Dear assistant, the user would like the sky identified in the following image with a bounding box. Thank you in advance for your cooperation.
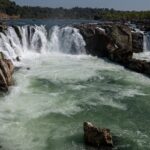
[11,0,150,11]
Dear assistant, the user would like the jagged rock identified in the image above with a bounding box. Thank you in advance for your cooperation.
[75,24,150,76]
[126,59,150,75]
[75,24,113,57]
[75,24,133,64]
[0,52,14,92]
[83,122,113,149]
[132,32,143,53]
[0,22,7,32]
[108,48,133,64]
[0,68,8,91]
[26,67,30,70]
[16,56,21,62]
[103,24,132,51]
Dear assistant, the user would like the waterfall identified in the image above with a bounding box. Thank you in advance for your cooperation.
[0,25,86,62]
[143,32,150,52]
[133,31,150,61]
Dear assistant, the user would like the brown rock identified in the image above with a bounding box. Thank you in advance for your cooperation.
[75,24,150,76]
[0,53,14,92]
[75,24,133,64]
[75,24,114,57]
[104,24,132,51]
[0,69,8,91]
[126,59,150,75]
[83,122,113,148]
[132,32,143,53]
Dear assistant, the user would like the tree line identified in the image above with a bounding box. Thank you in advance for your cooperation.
[0,0,150,21]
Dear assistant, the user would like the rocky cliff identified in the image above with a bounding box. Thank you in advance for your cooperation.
[0,52,14,92]
[75,24,150,77]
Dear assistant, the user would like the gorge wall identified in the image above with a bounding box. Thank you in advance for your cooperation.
[75,24,150,77]
[0,23,149,92]
[0,52,14,92]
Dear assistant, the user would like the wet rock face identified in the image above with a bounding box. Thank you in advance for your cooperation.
[0,53,14,92]
[126,59,150,74]
[75,24,133,64]
[103,24,132,51]
[83,122,113,149]
[132,32,143,53]
[75,24,113,57]
[75,24,150,77]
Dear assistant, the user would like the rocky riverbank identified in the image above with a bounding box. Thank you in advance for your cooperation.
[0,52,14,92]
[75,23,150,77]
[0,22,150,92]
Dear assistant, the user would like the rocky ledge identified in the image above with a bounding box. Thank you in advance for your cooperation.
[75,24,150,77]
[84,122,113,149]
[0,52,14,92]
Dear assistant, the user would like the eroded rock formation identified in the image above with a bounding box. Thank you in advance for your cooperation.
[132,32,143,53]
[83,122,113,149]
[75,24,150,77]
[0,52,14,92]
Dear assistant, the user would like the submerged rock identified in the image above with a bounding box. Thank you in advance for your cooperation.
[103,24,132,51]
[126,59,150,75]
[26,67,30,70]
[16,56,21,62]
[83,122,113,149]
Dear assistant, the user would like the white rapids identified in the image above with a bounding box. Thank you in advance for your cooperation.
[0,25,86,63]
[0,25,150,150]
[133,31,150,61]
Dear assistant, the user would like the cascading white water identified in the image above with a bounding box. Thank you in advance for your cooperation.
[0,25,86,62]
[143,32,150,51]
[0,23,150,150]
[133,30,150,61]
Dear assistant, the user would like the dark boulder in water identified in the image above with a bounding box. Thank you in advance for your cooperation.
[102,24,132,51]
[126,59,150,75]
[83,122,113,149]
[26,67,30,70]
[75,24,150,77]
[75,24,133,64]
[16,56,21,62]
[132,32,143,53]
[74,24,113,57]
[0,52,14,92]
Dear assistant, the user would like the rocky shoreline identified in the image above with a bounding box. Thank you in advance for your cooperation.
[0,23,150,91]
[0,52,14,92]
[0,22,150,149]
[75,23,150,77]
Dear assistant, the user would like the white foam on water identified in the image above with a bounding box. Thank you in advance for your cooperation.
[133,51,150,62]
[0,25,86,62]
[0,25,150,150]
[133,31,150,61]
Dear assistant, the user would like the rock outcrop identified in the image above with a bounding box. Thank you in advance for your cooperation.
[103,24,132,51]
[126,59,150,75]
[75,24,133,64]
[132,32,143,53]
[75,24,150,77]
[134,20,150,32]
[75,24,112,57]
[83,122,113,149]
[0,52,14,92]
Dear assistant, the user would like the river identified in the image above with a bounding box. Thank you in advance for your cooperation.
[0,19,150,150]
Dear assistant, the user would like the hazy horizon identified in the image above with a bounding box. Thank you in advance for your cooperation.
[11,0,150,11]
